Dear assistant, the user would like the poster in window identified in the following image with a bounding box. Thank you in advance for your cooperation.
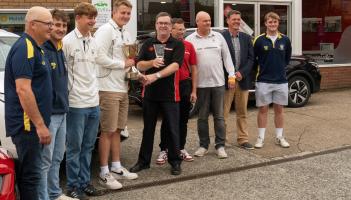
[324,16,342,32]
[302,18,322,32]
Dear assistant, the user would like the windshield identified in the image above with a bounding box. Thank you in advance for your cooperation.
[0,37,18,72]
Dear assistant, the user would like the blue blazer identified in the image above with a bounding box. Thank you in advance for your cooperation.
[222,30,254,90]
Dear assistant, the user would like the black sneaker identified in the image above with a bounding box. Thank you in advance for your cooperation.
[67,187,89,200]
[240,142,254,150]
[82,184,105,196]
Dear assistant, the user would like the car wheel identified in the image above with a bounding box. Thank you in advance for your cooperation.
[288,75,311,107]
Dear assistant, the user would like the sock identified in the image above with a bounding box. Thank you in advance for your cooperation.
[276,128,283,138]
[100,165,109,177]
[258,128,266,140]
[111,161,122,171]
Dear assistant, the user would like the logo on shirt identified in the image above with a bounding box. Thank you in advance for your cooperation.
[279,45,285,50]
[148,46,154,52]
[42,60,46,65]
[51,62,57,69]
[264,46,269,51]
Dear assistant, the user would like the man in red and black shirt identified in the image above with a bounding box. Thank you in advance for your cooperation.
[157,18,198,165]
[130,12,184,175]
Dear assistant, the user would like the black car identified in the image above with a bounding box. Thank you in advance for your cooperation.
[129,28,321,109]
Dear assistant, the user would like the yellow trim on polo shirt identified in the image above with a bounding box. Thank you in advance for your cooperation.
[57,41,63,50]
[25,38,34,59]
[253,33,265,45]
[23,112,31,131]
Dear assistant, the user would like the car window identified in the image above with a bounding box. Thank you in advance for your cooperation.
[0,37,17,72]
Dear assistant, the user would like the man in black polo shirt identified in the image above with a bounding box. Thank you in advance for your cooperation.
[130,12,184,175]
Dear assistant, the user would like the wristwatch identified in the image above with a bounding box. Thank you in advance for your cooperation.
[156,72,162,79]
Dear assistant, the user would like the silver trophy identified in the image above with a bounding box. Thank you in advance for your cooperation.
[122,43,140,80]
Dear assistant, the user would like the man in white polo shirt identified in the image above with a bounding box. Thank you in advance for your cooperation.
[186,11,236,159]
[62,2,103,199]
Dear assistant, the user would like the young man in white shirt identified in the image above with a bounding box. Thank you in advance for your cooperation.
[63,3,103,199]
[94,0,138,190]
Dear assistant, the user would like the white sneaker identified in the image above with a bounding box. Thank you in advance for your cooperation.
[111,167,138,180]
[216,147,228,159]
[56,194,79,200]
[194,147,208,157]
[276,137,290,148]
[254,137,264,148]
[156,150,168,165]
[98,172,122,190]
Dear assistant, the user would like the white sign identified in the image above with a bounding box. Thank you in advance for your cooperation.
[92,0,111,28]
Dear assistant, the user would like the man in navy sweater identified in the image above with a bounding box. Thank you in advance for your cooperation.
[253,12,292,149]
[39,9,74,200]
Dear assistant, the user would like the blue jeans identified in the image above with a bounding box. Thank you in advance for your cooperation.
[65,106,100,190]
[39,114,66,200]
[197,86,225,149]
[12,131,43,200]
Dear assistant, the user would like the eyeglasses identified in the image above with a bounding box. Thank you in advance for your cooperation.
[32,20,54,28]
[157,22,171,26]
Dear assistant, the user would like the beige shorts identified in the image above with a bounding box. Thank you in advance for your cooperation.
[99,91,129,132]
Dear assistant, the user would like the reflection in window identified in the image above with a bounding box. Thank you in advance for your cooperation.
[302,0,351,64]
[137,0,215,35]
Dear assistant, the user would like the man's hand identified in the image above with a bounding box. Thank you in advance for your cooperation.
[36,125,51,145]
[144,74,158,86]
[228,76,236,89]
[125,59,135,68]
[138,73,148,85]
[235,71,242,81]
[190,92,197,103]
[152,58,164,68]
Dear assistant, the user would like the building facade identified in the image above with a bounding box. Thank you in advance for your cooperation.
[1,0,351,89]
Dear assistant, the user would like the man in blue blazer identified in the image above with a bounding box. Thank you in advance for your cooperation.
[222,10,255,149]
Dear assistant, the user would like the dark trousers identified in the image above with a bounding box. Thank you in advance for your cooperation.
[138,99,182,166]
[12,131,43,200]
[160,79,192,150]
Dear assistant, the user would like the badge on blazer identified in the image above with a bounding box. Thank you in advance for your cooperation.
[264,46,269,51]
[280,44,285,50]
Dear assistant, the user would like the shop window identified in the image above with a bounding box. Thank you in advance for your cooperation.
[137,0,216,35]
[302,0,351,64]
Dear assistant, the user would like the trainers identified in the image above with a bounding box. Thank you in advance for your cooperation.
[275,137,290,148]
[194,147,208,157]
[66,188,89,200]
[254,137,264,148]
[180,149,194,162]
[240,142,254,150]
[111,167,138,180]
[82,184,104,196]
[216,147,228,159]
[56,194,79,200]
[156,150,168,165]
[98,172,122,190]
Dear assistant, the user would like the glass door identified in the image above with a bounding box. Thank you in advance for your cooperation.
[222,1,291,38]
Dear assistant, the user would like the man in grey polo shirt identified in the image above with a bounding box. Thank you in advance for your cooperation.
[186,11,235,159]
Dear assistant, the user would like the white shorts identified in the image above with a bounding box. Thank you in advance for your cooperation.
[255,82,288,107]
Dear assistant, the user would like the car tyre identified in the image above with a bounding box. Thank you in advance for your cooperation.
[288,75,311,107]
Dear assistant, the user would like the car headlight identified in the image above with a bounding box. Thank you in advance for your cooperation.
[310,61,320,72]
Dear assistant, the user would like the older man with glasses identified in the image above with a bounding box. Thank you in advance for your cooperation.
[4,6,53,200]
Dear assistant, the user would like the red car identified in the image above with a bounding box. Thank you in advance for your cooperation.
[0,147,16,200]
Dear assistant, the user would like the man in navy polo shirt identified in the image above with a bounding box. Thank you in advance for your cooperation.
[130,12,184,175]
[4,6,53,200]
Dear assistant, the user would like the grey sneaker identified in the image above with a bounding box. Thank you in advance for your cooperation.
[275,137,290,148]
[216,147,228,159]
[194,147,208,157]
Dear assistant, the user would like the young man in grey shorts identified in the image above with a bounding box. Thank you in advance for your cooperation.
[253,12,292,148]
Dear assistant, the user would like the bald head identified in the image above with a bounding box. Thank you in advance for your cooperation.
[196,11,210,23]
[195,11,211,35]
[25,6,52,24]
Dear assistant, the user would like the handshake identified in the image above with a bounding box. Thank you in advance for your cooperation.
[137,72,160,86]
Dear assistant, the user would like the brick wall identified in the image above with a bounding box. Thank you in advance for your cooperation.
[0,0,90,9]
[320,66,351,89]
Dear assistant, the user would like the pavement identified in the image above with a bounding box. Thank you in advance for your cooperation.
[83,88,351,199]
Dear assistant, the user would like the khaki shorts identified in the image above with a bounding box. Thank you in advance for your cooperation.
[99,91,129,132]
